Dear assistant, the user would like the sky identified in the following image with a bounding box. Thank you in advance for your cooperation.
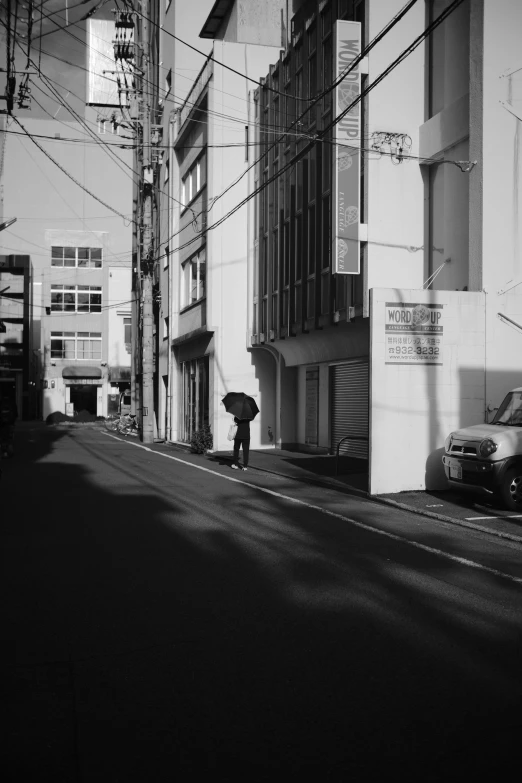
[2,0,116,120]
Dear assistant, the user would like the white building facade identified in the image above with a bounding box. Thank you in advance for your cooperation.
[250,0,522,493]
[1,115,133,420]
[153,0,286,447]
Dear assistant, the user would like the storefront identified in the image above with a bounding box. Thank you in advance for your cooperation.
[329,359,369,458]
[108,366,131,415]
[180,355,209,442]
[62,366,103,416]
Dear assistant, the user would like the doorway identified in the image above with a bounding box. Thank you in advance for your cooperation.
[180,356,209,442]
[69,384,98,415]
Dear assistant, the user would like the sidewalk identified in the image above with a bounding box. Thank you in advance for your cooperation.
[41,421,522,544]
[206,446,369,495]
[168,440,522,543]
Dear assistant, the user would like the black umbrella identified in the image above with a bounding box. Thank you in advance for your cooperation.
[222,392,259,421]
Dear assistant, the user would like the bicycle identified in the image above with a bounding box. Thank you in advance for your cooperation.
[104,412,139,436]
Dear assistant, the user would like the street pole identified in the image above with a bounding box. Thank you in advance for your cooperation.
[139,0,154,443]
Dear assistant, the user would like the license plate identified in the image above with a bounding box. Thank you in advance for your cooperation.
[450,465,462,480]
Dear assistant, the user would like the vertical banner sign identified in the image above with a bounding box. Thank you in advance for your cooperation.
[385,303,444,365]
[333,21,361,275]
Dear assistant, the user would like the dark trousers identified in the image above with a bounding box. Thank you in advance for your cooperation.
[0,424,14,456]
[233,437,250,467]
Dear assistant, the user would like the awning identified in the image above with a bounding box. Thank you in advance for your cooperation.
[62,366,102,378]
[254,320,370,367]
[108,366,131,381]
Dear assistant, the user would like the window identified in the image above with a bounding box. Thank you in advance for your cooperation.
[98,119,106,134]
[51,246,102,268]
[164,244,170,270]
[164,158,169,184]
[51,285,102,313]
[50,332,102,360]
[163,316,169,340]
[50,331,75,359]
[165,69,172,97]
[181,249,206,308]
[181,155,204,209]
[124,317,131,352]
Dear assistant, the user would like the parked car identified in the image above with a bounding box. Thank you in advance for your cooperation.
[442,387,522,510]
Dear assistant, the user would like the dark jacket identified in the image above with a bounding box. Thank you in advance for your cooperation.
[0,397,17,425]
[234,417,251,440]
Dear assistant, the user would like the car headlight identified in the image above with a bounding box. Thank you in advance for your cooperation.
[479,438,498,457]
[444,433,454,452]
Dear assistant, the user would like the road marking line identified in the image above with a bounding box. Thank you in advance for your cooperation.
[103,433,522,586]
[466,514,522,521]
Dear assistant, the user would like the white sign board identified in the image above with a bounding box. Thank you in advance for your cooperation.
[385,302,443,365]
[87,20,125,108]
[333,20,361,275]
[370,289,486,495]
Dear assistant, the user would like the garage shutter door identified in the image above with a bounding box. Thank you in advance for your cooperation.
[330,359,369,459]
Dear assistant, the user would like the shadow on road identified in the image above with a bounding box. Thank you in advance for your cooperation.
[2,423,521,781]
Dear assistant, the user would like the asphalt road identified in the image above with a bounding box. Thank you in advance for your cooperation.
[2,424,522,781]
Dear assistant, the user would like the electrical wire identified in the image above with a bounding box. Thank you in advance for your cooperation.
[6,130,133,267]
[11,115,136,224]
[36,72,139,184]
[5,10,373,144]
[174,0,423,225]
[0,125,374,149]
[35,0,111,39]
[0,297,138,318]
[156,0,469,261]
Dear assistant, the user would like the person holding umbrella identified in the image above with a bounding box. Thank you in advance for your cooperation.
[231,416,250,471]
[222,392,260,472]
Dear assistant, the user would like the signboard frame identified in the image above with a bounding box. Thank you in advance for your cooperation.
[384,302,444,366]
[332,20,362,275]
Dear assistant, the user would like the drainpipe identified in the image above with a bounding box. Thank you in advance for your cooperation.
[165,111,177,441]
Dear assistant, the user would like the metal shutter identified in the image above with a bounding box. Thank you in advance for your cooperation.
[330,359,369,459]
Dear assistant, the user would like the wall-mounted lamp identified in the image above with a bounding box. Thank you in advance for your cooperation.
[100,361,107,366]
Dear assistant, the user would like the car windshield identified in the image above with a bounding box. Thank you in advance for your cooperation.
[492,391,522,426]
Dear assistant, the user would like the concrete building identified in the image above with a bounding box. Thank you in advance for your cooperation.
[1,113,133,420]
[252,0,522,494]
[150,0,286,446]
[0,10,133,420]
[0,254,32,418]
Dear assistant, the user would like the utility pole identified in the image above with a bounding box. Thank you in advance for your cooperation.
[138,0,154,443]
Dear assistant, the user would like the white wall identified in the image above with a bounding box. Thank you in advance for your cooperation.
[2,118,132,283]
[207,40,284,451]
[481,0,522,409]
[370,288,485,495]
[107,266,132,367]
[366,0,426,296]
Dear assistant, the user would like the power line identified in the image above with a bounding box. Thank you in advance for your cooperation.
[157,0,469,262]
[36,70,140,185]
[155,0,423,249]
[6,10,351,140]
[179,0,423,226]
[11,115,136,224]
[7,130,133,267]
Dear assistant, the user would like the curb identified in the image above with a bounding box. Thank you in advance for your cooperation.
[120,435,522,545]
[204,452,370,499]
[372,495,522,545]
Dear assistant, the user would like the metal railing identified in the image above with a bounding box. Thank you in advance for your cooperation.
[334,435,369,476]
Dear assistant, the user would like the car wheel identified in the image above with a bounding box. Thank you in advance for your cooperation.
[500,467,522,511]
